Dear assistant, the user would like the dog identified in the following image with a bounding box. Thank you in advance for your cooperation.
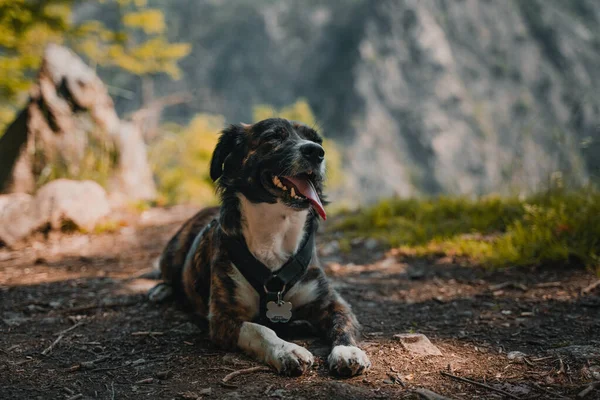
[149,118,371,377]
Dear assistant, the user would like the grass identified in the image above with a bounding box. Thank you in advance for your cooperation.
[331,188,600,273]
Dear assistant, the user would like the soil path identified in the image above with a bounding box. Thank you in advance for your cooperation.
[1,207,599,399]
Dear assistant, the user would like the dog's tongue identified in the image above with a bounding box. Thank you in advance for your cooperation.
[284,176,326,220]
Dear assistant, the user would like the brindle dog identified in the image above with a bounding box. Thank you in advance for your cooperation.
[149,118,371,377]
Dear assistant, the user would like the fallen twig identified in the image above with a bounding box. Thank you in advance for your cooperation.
[131,331,164,337]
[558,357,565,374]
[439,371,520,400]
[41,334,64,356]
[54,320,85,336]
[222,366,271,384]
[59,300,140,314]
[414,388,455,400]
[135,378,154,384]
[66,395,83,400]
[577,381,600,398]
[582,280,600,295]
[532,383,570,399]
[535,281,562,288]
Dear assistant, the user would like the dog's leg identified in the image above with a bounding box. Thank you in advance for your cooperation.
[238,322,314,376]
[148,282,173,303]
[209,271,314,376]
[306,293,371,377]
[209,312,313,376]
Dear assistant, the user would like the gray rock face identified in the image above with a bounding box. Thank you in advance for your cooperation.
[82,0,600,203]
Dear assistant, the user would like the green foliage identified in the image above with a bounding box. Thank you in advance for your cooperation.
[73,0,191,79]
[32,127,119,190]
[0,0,74,129]
[0,0,190,133]
[253,99,344,189]
[333,189,600,272]
[149,114,222,206]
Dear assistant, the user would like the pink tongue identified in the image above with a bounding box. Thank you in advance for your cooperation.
[283,176,326,220]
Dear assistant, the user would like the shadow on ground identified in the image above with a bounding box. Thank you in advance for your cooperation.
[1,209,599,399]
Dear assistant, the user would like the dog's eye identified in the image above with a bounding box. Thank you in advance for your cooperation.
[263,130,287,142]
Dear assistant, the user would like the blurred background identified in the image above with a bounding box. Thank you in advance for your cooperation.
[2,0,599,208]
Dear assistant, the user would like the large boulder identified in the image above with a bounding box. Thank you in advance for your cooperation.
[34,179,111,232]
[0,179,112,247]
[0,193,43,247]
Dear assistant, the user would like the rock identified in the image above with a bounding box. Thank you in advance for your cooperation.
[323,382,377,399]
[319,240,340,257]
[394,333,443,357]
[35,179,111,232]
[407,264,426,280]
[2,312,30,327]
[0,193,44,247]
[550,345,600,363]
[507,351,527,363]
[364,238,378,250]
[414,388,454,400]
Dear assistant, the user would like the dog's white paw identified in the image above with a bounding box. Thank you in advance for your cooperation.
[328,345,371,377]
[148,283,173,303]
[267,342,314,376]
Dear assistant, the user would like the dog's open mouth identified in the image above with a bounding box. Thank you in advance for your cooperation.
[271,173,326,220]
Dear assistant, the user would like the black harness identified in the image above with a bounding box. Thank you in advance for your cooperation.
[220,219,316,324]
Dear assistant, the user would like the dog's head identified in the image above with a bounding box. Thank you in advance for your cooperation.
[210,118,327,220]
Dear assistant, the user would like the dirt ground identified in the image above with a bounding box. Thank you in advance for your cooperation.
[1,206,599,400]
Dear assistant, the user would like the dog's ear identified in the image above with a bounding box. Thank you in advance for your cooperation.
[210,124,248,182]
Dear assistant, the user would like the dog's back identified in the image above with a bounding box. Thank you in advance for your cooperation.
[159,206,219,303]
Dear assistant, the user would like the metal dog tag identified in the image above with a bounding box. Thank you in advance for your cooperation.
[266,300,292,323]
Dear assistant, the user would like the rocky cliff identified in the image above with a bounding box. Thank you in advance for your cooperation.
[83,0,600,202]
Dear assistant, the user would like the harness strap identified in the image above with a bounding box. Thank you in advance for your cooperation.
[220,218,316,323]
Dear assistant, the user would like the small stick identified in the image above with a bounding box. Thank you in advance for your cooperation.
[66,395,83,400]
[439,371,520,400]
[60,300,139,314]
[532,383,570,399]
[414,388,455,400]
[582,280,600,294]
[222,366,271,383]
[577,382,600,398]
[41,334,64,355]
[131,331,164,336]
[558,357,565,374]
[54,321,85,336]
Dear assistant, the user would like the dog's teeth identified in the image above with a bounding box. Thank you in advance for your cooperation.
[283,186,287,191]
[290,188,296,197]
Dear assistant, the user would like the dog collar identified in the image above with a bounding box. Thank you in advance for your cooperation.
[221,218,316,324]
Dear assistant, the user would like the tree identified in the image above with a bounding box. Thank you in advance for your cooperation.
[73,0,190,84]
[0,0,74,129]
[0,0,190,132]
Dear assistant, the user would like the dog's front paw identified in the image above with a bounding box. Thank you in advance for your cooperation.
[328,345,371,377]
[267,342,314,376]
[148,283,173,303]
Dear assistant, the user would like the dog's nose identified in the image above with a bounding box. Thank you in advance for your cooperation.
[300,143,325,164]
